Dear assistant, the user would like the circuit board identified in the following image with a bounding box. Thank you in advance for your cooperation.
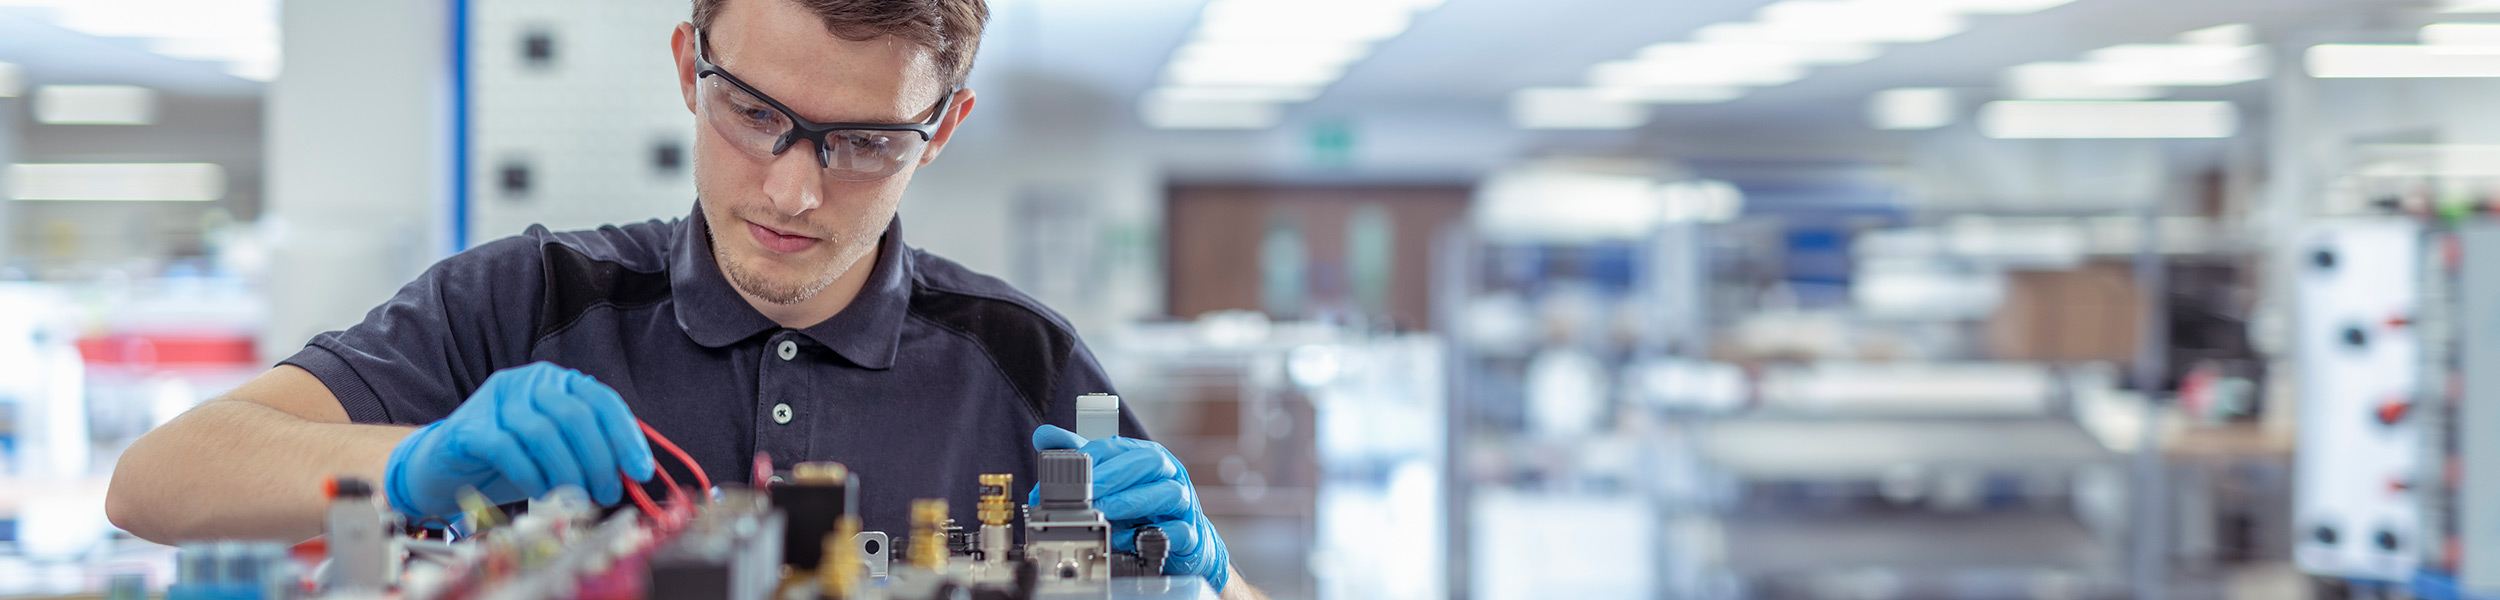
[168,410,1210,600]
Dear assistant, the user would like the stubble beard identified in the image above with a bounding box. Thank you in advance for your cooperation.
[709,219,854,306]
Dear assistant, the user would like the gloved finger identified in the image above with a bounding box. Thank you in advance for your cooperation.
[1079,437,1187,483]
[534,380,626,506]
[475,477,527,506]
[456,425,550,498]
[1072,435,1138,465]
[1032,424,1087,451]
[1095,479,1193,524]
[1092,447,1180,496]
[1110,520,1201,558]
[566,369,655,482]
[498,372,588,498]
[386,424,444,517]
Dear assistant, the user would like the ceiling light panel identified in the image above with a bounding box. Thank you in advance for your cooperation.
[1870,87,1957,130]
[2,0,279,82]
[2444,0,2500,13]
[1884,0,2078,14]
[1752,2,1971,44]
[2083,43,2267,86]
[1591,59,1809,88]
[2423,23,2500,54]
[0,62,21,98]
[1518,0,2077,123]
[1141,96,1283,130]
[2309,43,2500,77]
[1979,100,2238,139]
[1511,88,1650,130]
[34,85,157,125]
[2006,62,2166,99]
[8,163,226,201]
[1143,0,1448,129]
[1596,85,1749,104]
[1637,41,1881,67]
[1994,23,2266,106]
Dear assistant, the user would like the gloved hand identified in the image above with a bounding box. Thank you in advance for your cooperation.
[385,362,656,520]
[1031,425,1230,591]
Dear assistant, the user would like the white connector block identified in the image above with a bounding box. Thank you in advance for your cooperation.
[1076,394,1121,441]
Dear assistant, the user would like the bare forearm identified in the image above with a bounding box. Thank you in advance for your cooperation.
[106,399,411,543]
[1219,565,1270,600]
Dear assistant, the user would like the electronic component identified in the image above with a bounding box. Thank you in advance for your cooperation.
[909,499,949,571]
[1076,393,1121,441]
[2294,222,2424,581]
[643,488,784,600]
[1136,527,1168,576]
[854,530,890,580]
[170,406,1211,600]
[819,514,865,598]
[977,473,1014,566]
[167,541,296,600]
[772,461,859,571]
[320,475,396,593]
[1113,526,1170,578]
[1027,449,1113,591]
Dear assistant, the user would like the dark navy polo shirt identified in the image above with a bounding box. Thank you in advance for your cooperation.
[281,203,1146,536]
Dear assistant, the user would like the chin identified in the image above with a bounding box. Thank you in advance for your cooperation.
[722,245,843,304]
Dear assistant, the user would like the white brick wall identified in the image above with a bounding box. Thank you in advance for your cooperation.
[467,0,695,242]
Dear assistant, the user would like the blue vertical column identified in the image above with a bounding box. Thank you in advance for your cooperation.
[448,0,471,252]
[0,82,17,261]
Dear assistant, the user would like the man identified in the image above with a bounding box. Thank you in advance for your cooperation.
[105,0,1260,596]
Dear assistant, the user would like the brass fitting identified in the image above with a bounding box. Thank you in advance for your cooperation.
[818,516,861,598]
[792,462,849,485]
[977,473,1013,526]
[910,498,949,569]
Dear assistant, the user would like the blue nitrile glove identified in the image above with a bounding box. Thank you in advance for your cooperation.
[385,362,657,520]
[1031,425,1231,591]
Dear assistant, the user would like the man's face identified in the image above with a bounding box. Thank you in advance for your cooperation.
[672,0,973,305]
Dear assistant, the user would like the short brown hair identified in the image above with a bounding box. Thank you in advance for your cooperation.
[693,0,989,90]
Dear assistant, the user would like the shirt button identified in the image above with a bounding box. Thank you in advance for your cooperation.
[777,340,798,361]
[772,403,793,425]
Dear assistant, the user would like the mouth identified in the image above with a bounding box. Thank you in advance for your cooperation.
[745,220,821,255]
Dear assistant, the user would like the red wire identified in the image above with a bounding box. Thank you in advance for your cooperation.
[620,419,709,530]
[623,468,665,524]
[638,420,710,495]
[752,452,774,489]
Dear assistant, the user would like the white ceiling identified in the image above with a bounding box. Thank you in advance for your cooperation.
[994,0,2420,181]
[0,0,2444,185]
[0,9,264,97]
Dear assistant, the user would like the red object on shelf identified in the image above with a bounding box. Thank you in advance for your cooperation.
[2378,400,2411,426]
[76,333,256,366]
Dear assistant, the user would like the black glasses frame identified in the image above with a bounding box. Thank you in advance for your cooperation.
[691,28,954,170]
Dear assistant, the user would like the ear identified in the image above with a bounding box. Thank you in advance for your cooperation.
[917,88,977,166]
[671,23,700,115]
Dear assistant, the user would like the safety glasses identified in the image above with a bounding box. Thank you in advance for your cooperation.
[692,28,954,182]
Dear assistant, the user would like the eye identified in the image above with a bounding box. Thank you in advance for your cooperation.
[730,101,781,129]
[837,132,891,153]
[740,107,778,126]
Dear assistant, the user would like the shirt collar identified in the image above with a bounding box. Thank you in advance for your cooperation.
[670,203,911,369]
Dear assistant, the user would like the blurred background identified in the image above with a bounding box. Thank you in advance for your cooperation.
[10,0,2500,598]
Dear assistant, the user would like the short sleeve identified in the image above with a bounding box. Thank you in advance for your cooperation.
[280,233,548,425]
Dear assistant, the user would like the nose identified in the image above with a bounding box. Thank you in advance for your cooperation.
[761,139,825,217]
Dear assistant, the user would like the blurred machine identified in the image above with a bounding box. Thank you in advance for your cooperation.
[160,398,1208,600]
[2292,215,2500,597]
[2290,221,2423,583]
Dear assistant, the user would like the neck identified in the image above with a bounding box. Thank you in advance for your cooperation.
[733,241,880,330]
